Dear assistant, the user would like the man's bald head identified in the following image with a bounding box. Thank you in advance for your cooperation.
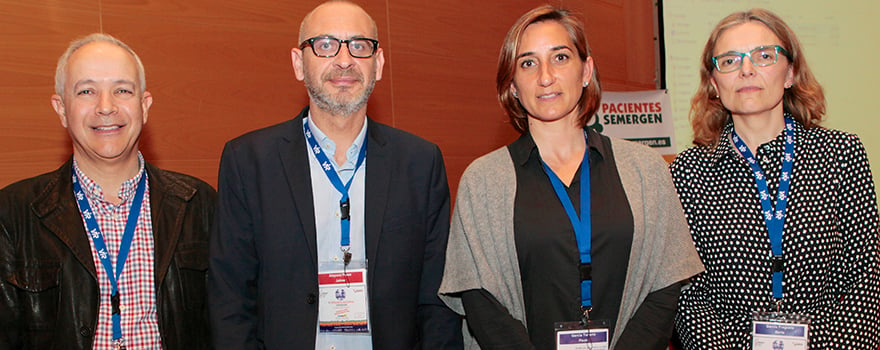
[298,1,378,43]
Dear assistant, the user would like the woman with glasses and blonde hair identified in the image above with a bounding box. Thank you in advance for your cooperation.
[671,8,880,349]
[439,5,703,349]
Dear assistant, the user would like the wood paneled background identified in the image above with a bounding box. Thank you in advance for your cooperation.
[0,0,658,196]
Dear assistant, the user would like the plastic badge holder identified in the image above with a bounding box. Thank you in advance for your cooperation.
[752,310,810,350]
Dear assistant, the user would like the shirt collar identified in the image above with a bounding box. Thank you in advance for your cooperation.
[708,116,805,164]
[708,121,736,164]
[305,112,368,163]
[72,152,146,204]
[509,127,607,167]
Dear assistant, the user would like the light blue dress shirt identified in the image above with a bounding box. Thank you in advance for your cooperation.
[305,116,372,350]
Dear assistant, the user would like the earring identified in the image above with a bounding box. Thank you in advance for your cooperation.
[583,81,589,88]
[512,90,518,98]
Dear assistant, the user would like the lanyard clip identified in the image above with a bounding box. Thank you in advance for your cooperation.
[579,263,592,281]
[111,292,121,315]
[114,338,127,350]
[340,199,351,220]
[581,306,593,324]
[771,255,784,273]
[341,247,352,266]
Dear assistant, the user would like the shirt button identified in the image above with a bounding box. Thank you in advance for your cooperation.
[306,293,317,304]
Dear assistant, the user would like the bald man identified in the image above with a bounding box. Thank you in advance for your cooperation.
[208,1,463,349]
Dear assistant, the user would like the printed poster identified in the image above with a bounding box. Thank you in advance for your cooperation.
[591,90,676,155]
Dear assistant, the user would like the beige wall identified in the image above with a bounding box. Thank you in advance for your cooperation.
[0,0,658,197]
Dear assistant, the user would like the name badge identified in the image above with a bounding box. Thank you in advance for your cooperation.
[318,267,370,333]
[752,311,810,350]
[555,320,610,350]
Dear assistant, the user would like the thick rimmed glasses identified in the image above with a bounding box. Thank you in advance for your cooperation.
[712,45,790,73]
[299,36,379,58]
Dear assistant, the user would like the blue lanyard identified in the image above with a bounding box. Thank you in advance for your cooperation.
[731,117,795,301]
[540,133,592,311]
[72,169,146,345]
[304,119,367,265]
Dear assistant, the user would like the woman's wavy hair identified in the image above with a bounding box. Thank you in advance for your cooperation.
[496,5,601,134]
[691,8,825,147]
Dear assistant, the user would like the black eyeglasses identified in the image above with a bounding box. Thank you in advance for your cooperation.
[712,45,790,73]
[299,36,379,58]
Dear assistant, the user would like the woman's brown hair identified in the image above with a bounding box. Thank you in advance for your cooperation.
[496,5,602,134]
[691,8,825,147]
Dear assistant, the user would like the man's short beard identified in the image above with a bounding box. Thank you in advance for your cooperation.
[305,72,376,117]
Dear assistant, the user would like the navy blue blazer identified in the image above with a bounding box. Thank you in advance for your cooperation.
[208,107,463,349]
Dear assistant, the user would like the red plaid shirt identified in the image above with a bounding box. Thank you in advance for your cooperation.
[74,156,162,349]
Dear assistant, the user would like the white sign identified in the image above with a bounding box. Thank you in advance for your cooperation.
[591,90,677,155]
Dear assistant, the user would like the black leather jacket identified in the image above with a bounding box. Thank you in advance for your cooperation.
[0,159,215,349]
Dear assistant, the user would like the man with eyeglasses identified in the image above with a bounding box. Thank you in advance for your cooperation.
[208,1,463,349]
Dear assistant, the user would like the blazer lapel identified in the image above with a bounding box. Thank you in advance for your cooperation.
[35,160,98,280]
[364,119,390,286]
[280,110,319,268]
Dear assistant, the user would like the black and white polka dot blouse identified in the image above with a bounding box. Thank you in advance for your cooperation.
[670,119,880,349]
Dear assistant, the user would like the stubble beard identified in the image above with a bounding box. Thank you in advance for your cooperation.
[304,67,376,118]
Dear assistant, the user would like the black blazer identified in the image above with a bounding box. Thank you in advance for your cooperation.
[208,107,463,349]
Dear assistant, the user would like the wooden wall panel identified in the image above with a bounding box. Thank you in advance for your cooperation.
[385,0,532,190]
[0,0,657,198]
[561,0,658,90]
[0,1,102,183]
[101,0,316,186]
